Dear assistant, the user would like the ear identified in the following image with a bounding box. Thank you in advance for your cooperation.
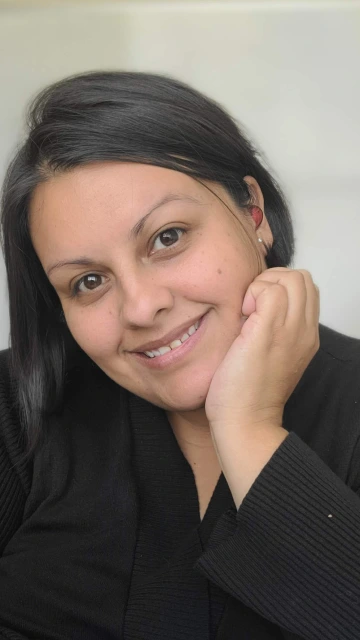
[243,176,273,250]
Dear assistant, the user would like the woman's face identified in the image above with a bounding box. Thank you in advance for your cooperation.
[30,162,271,413]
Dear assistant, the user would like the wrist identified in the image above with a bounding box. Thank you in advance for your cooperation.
[209,407,285,434]
[209,421,289,507]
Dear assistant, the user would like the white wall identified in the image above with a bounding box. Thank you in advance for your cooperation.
[1,0,359,349]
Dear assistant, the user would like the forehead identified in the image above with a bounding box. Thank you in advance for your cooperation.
[29,162,235,266]
[30,162,207,228]
[29,163,205,254]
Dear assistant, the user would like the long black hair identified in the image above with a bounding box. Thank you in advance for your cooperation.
[0,71,294,460]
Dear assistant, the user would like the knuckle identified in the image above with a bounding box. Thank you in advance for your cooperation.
[293,270,307,283]
[271,283,287,298]
[298,268,312,278]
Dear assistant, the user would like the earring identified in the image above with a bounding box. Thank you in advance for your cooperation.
[257,236,263,243]
[249,205,263,229]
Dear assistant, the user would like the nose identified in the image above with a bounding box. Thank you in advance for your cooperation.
[120,269,174,328]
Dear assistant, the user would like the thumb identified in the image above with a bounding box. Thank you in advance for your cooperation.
[242,285,257,317]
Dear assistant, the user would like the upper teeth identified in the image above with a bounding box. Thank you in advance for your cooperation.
[144,320,200,358]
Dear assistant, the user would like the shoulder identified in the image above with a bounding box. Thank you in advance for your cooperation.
[314,323,360,397]
[0,348,32,476]
[0,348,31,553]
[0,348,28,468]
[0,347,11,382]
[294,323,360,410]
[296,324,360,398]
[286,325,360,478]
[318,323,360,363]
[0,348,19,424]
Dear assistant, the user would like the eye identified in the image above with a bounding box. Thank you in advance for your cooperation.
[152,227,185,252]
[72,273,106,296]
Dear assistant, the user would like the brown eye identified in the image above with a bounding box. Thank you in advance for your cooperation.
[73,273,105,296]
[82,274,102,290]
[152,227,184,252]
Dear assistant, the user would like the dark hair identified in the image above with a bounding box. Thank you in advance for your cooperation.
[0,70,294,460]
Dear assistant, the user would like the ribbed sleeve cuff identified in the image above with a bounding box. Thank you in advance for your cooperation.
[195,432,360,640]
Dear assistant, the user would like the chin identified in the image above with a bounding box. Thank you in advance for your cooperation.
[151,371,213,413]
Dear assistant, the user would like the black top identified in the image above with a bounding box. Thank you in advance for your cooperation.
[124,395,235,640]
[1,324,360,639]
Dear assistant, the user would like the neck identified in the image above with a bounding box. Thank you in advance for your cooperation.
[166,408,213,448]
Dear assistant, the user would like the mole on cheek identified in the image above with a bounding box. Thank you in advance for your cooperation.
[217,268,222,275]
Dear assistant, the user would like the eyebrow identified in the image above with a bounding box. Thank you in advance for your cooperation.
[129,193,202,239]
[46,193,202,276]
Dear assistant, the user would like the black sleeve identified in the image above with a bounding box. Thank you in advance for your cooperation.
[195,432,360,640]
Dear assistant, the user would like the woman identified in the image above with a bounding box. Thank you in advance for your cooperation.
[0,71,359,640]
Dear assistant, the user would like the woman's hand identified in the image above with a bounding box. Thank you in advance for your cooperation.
[205,268,320,505]
[205,267,320,429]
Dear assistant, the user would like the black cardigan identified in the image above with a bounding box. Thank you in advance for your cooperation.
[1,324,360,639]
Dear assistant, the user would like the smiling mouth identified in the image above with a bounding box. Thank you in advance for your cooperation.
[142,319,201,358]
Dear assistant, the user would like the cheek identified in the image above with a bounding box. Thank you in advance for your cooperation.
[175,245,234,290]
[199,247,255,304]
[64,305,122,358]
[175,249,254,308]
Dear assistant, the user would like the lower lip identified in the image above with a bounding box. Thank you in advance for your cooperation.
[131,312,209,370]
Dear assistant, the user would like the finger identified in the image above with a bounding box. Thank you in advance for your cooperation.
[243,268,319,342]
[264,268,319,352]
[297,269,320,330]
[253,268,307,326]
[242,279,289,331]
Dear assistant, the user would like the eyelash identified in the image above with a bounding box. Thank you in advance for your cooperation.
[71,226,186,297]
[150,226,185,253]
[71,273,107,297]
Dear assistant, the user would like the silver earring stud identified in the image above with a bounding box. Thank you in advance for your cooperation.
[257,236,263,243]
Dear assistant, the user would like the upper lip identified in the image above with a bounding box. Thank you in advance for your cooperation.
[130,313,205,353]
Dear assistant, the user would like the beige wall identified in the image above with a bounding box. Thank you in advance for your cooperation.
[1,0,360,347]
